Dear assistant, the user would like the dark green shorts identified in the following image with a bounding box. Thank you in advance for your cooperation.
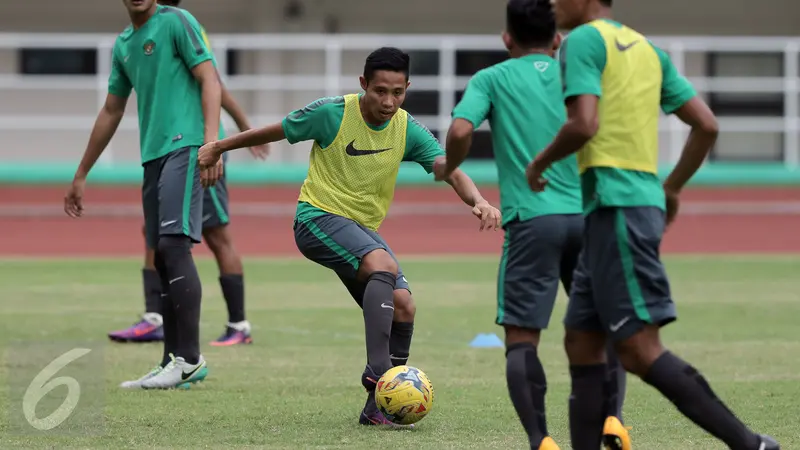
[293,212,409,307]
[202,171,230,230]
[496,214,583,330]
[564,206,677,342]
[142,147,203,249]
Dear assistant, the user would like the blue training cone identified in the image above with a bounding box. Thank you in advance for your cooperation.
[469,333,504,348]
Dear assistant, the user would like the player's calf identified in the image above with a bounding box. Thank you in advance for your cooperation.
[157,234,203,364]
[357,249,398,377]
[203,226,252,346]
[390,289,415,367]
[618,325,772,450]
[504,326,551,449]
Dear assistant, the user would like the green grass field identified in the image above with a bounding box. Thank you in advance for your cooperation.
[0,256,798,449]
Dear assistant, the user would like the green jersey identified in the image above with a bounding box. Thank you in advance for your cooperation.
[452,54,582,226]
[108,5,217,164]
[281,95,445,225]
[560,20,696,213]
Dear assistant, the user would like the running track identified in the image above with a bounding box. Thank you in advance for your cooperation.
[0,186,798,256]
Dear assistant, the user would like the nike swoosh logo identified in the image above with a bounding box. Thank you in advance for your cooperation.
[380,303,394,310]
[181,363,204,380]
[609,316,631,332]
[615,39,639,52]
[345,140,391,156]
[160,220,177,227]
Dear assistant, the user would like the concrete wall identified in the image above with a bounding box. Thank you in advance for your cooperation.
[0,0,793,165]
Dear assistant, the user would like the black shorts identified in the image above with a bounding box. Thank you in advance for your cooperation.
[293,212,409,307]
[496,214,583,330]
[564,206,677,342]
[142,146,203,249]
[202,171,230,230]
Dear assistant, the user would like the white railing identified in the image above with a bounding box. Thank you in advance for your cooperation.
[0,33,797,167]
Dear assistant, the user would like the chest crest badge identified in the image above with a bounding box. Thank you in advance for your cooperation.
[143,40,156,56]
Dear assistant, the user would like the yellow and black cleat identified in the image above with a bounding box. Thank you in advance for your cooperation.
[602,416,632,450]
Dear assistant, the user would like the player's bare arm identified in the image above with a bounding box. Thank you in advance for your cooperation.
[65,93,129,218]
[527,95,599,191]
[198,122,285,169]
[662,96,719,224]
[433,156,501,231]
[220,83,269,160]
[435,118,474,181]
[191,60,224,186]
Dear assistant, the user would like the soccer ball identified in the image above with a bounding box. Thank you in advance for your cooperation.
[374,365,434,425]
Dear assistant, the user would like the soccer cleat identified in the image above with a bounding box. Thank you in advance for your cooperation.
[141,354,208,390]
[108,313,164,343]
[602,416,632,450]
[358,408,414,429]
[119,365,163,389]
[209,320,253,346]
[757,434,780,450]
[537,436,560,450]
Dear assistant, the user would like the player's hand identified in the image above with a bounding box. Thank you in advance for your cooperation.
[201,157,224,188]
[526,159,549,192]
[198,141,222,170]
[432,156,451,182]
[664,188,680,228]
[248,143,269,160]
[472,200,501,231]
[64,178,86,218]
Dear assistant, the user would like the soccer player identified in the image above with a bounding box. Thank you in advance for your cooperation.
[526,0,781,449]
[436,1,624,448]
[107,0,268,347]
[65,0,222,389]
[196,47,502,426]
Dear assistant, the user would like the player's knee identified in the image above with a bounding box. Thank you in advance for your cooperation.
[614,325,665,376]
[504,326,541,347]
[156,234,192,264]
[564,328,606,365]
[392,289,415,321]
[360,249,398,278]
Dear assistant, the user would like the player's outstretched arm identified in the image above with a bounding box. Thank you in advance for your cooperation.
[65,93,128,217]
[439,159,501,231]
[197,123,286,169]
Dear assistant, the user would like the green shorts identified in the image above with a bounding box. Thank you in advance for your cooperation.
[564,207,677,342]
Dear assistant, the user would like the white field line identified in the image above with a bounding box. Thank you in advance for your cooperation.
[1,200,800,217]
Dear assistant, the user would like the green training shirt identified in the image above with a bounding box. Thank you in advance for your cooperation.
[452,54,582,226]
[108,5,220,164]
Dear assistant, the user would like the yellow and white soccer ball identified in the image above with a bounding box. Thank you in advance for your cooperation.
[374,365,434,425]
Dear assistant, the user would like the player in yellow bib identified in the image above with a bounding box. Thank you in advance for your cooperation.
[527,0,780,449]
[198,47,501,427]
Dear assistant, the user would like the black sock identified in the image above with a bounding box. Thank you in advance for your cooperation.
[361,271,396,376]
[643,351,761,450]
[389,321,414,366]
[605,343,626,422]
[157,235,203,365]
[219,274,245,323]
[142,268,162,314]
[569,364,607,450]
[506,343,548,448]
[153,255,178,368]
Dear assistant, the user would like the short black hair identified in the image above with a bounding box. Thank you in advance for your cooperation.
[600,0,612,5]
[363,47,410,82]
[158,0,181,6]
[506,0,556,48]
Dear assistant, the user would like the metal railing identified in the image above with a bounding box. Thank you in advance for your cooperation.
[0,33,797,167]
